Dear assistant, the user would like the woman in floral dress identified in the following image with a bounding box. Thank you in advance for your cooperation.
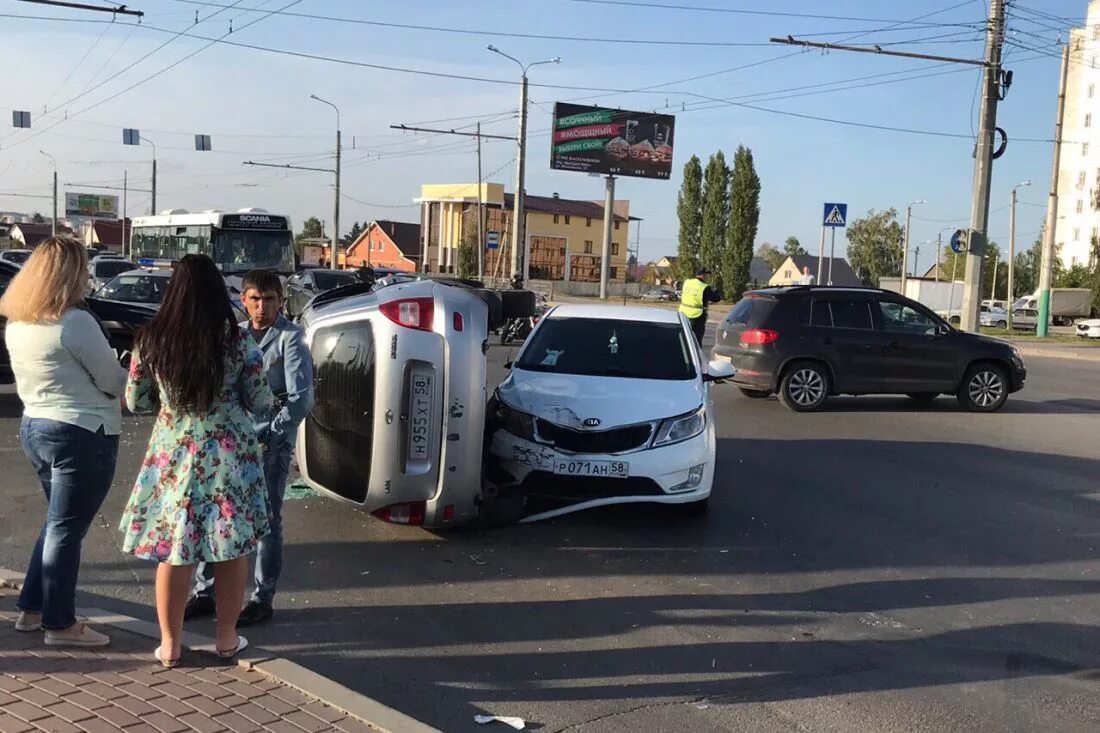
[120,254,274,665]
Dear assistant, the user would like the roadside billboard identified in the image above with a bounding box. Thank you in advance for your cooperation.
[550,102,675,180]
[65,192,118,220]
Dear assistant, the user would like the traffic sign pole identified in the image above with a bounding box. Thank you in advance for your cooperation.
[817,226,825,284]
[820,203,847,285]
[828,227,836,285]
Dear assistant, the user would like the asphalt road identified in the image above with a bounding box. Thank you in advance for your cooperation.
[2,327,1099,732]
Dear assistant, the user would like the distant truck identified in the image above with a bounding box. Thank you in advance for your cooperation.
[879,277,965,321]
[1012,289,1092,326]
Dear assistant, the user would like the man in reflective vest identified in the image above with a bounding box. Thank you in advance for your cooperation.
[679,267,722,344]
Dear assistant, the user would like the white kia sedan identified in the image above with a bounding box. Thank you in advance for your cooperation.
[488,304,733,520]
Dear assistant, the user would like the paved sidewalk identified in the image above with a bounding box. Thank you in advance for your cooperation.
[0,590,438,733]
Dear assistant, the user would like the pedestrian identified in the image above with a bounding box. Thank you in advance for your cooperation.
[799,266,816,285]
[679,267,722,344]
[185,269,313,627]
[120,254,275,666]
[0,236,126,647]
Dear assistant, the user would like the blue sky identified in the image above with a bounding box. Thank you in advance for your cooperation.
[0,0,1088,272]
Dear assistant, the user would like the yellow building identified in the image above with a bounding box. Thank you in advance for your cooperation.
[416,182,636,282]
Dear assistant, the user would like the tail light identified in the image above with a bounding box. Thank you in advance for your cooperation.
[373,502,427,525]
[453,312,463,332]
[380,297,434,331]
[740,328,779,346]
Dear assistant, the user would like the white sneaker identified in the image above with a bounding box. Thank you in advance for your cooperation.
[15,611,42,632]
[44,623,110,647]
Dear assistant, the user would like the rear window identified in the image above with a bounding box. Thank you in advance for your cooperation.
[724,295,776,326]
[95,260,137,278]
[517,317,695,381]
[313,271,359,290]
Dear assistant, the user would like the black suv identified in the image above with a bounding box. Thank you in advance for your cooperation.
[712,286,1027,412]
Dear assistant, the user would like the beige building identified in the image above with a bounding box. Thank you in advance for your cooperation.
[1056,1,1100,268]
[416,183,636,282]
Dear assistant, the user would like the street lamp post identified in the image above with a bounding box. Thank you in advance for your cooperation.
[901,199,926,294]
[140,136,157,215]
[935,226,955,282]
[310,94,342,271]
[488,45,560,286]
[1008,180,1032,329]
[38,151,57,235]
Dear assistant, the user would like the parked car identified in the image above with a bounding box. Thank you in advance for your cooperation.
[712,286,1026,413]
[88,255,138,291]
[980,307,1009,329]
[1075,318,1100,339]
[284,268,361,318]
[487,304,733,519]
[640,287,678,302]
[1010,307,1039,330]
[0,249,32,267]
[1,260,156,384]
[94,268,247,321]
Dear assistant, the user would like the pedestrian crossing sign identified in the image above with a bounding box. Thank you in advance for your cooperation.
[823,202,848,228]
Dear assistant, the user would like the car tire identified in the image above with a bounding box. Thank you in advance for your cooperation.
[996,320,1007,329]
[738,388,770,399]
[778,361,830,412]
[957,363,1009,412]
[907,392,939,405]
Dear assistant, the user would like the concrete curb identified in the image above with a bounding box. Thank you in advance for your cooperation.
[0,567,442,733]
[1014,345,1100,363]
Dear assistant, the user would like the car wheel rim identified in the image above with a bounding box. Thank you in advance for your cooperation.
[790,369,825,406]
[968,370,1004,407]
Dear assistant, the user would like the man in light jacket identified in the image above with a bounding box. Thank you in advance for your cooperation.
[186,269,314,626]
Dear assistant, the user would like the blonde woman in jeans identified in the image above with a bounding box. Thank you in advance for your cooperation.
[0,236,126,647]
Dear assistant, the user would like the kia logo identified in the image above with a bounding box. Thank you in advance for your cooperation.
[583,417,601,428]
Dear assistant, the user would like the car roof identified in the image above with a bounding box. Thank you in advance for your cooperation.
[750,285,888,298]
[548,303,683,324]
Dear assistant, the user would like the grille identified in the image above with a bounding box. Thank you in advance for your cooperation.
[535,419,652,454]
[521,471,664,502]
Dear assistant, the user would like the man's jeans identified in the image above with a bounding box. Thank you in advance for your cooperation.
[193,440,292,606]
[17,418,119,630]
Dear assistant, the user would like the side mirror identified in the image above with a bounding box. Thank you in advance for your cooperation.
[704,359,735,382]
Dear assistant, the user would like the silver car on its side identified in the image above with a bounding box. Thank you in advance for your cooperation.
[295,279,491,528]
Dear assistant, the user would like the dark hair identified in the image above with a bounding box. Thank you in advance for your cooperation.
[136,255,239,414]
[241,269,283,298]
[696,267,710,277]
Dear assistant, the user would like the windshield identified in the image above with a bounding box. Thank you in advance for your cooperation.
[517,317,696,380]
[94,260,139,279]
[96,273,167,304]
[3,251,30,264]
[313,271,359,290]
[213,229,294,274]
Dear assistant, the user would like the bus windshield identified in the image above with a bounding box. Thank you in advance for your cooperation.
[214,229,293,273]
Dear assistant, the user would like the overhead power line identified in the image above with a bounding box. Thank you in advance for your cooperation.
[14,0,143,17]
[561,0,981,26]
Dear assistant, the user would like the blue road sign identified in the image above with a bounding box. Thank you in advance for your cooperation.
[823,203,848,228]
[950,229,966,254]
[486,230,500,249]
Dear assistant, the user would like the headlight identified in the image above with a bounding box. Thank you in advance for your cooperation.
[653,405,706,447]
[493,396,535,441]
[1010,345,1023,364]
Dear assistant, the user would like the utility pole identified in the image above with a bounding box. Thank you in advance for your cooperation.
[38,151,57,235]
[1038,44,1070,337]
[1008,180,1031,328]
[902,199,925,295]
[960,0,1006,333]
[477,121,484,279]
[989,249,998,300]
[599,175,616,299]
[140,136,157,215]
[122,170,128,258]
[487,46,561,284]
[311,94,342,270]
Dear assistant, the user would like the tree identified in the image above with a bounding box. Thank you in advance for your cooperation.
[723,145,761,300]
[31,212,45,224]
[341,220,365,247]
[457,234,478,279]
[756,242,785,272]
[675,155,703,281]
[784,236,806,257]
[699,151,729,283]
[846,208,903,287]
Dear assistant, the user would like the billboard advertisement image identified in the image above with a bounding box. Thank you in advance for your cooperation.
[551,102,675,180]
[65,192,119,219]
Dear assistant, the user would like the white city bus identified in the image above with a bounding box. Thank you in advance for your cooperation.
[129,208,295,281]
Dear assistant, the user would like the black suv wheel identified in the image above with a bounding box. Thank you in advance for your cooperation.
[778,361,829,412]
[957,363,1009,412]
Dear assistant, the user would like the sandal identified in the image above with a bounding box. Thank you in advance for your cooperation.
[154,646,181,669]
[217,635,248,658]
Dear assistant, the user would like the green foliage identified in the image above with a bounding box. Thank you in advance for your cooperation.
[341,220,365,247]
[700,151,729,281]
[31,212,45,224]
[723,145,761,300]
[784,236,806,257]
[675,155,703,281]
[846,208,903,287]
[294,216,325,256]
[457,234,478,279]
[756,242,785,272]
